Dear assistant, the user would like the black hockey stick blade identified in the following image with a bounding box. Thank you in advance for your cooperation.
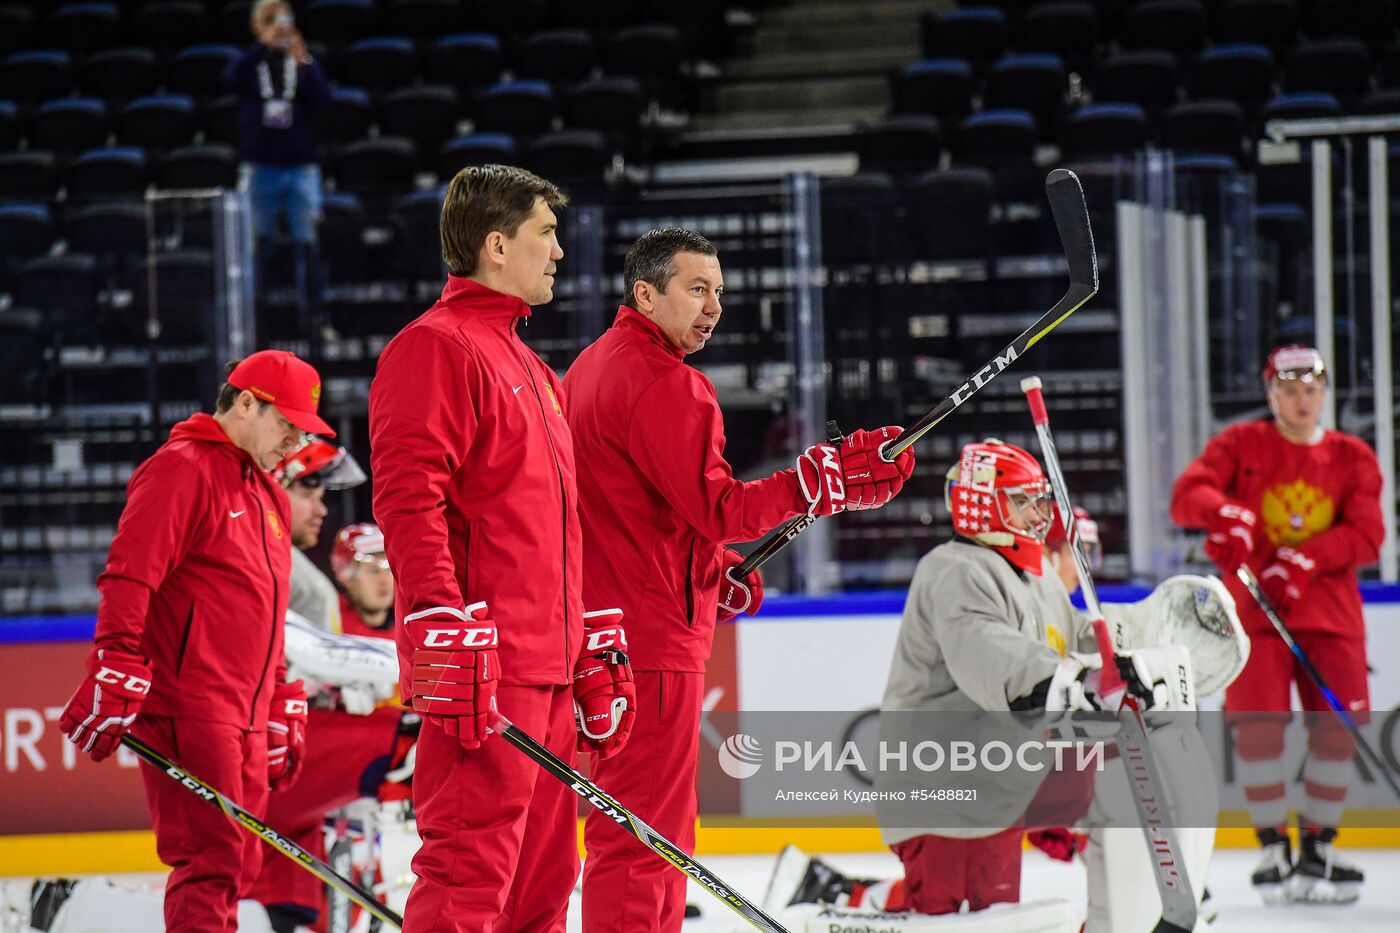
[1236,566,1400,801]
[733,169,1098,578]
[121,735,403,929]
[493,715,792,933]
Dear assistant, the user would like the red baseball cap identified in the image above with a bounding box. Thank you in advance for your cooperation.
[227,350,335,437]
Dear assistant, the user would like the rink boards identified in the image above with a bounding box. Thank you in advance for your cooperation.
[4,585,1400,874]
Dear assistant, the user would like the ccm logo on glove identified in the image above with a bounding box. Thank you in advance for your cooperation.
[584,626,627,653]
[94,667,152,694]
[420,627,499,648]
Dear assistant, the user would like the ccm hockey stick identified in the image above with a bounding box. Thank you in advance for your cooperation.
[1022,376,1198,933]
[121,735,404,929]
[735,167,1099,577]
[493,713,792,933]
[1236,566,1400,801]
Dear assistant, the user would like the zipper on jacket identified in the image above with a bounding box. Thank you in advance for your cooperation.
[510,328,572,671]
[174,603,195,674]
[250,481,279,729]
[684,540,696,625]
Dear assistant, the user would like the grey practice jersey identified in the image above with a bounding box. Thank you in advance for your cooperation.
[883,540,1096,713]
[289,546,341,633]
[877,540,1097,843]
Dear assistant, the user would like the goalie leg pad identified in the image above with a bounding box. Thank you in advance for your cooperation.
[778,899,1077,933]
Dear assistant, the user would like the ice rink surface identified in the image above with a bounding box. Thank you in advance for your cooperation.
[7,848,1396,931]
[639,848,1400,933]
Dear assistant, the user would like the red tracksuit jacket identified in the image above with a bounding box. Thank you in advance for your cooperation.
[563,306,806,670]
[1171,419,1383,637]
[94,413,291,730]
[369,276,584,691]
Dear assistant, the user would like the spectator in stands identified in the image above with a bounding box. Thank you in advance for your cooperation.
[225,0,331,337]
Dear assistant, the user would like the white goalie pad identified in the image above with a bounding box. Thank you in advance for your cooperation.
[285,609,400,691]
[1101,575,1250,695]
[769,900,1077,933]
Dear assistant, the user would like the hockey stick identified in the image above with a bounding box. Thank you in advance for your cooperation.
[734,167,1098,578]
[491,713,792,933]
[1022,376,1198,933]
[120,735,404,929]
[1236,565,1400,801]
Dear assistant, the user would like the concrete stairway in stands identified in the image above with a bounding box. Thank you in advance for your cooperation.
[674,0,949,163]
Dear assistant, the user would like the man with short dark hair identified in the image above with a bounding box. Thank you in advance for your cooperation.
[564,227,916,931]
[58,349,330,930]
[370,164,636,929]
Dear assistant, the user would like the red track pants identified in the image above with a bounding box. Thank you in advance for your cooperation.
[582,671,704,933]
[133,715,269,933]
[402,682,580,932]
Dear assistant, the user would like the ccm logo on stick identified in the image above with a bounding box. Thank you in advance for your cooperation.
[95,667,152,694]
[422,627,496,648]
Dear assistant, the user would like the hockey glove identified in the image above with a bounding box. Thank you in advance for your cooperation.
[1204,501,1257,574]
[1026,828,1087,863]
[59,648,153,762]
[267,680,308,790]
[573,608,635,759]
[1260,546,1316,618]
[404,602,499,750]
[1046,646,1194,716]
[796,426,916,516]
[718,549,764,621]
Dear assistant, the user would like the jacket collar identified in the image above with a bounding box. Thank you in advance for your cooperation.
[171,413,276,476]
[613,305,684,360]
[441,275,533,322]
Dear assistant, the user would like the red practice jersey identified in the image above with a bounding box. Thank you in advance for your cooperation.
[1171,419,1383,637]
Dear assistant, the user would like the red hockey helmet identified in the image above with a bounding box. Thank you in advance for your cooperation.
[273,439,367,490]
[944,439,1053,575]
[332,522,388,576]
[1044,504,1103,571]
[1262,345,1326,386]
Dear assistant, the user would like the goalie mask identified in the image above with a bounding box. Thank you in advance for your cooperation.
[945,439,1053,575]
[273,438,367,491]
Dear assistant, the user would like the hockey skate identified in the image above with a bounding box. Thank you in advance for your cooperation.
[761,845,851,912]
[1250,828,1292,906]
[1288,829,1363,904]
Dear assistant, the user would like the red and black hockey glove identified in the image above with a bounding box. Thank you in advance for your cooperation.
[1204,501,1257,574]
[1260,546,1315,617]
[59,648,152,762]
[1026,828,1087,863]
[404,603,499,750]
[267,680,308,790]
[797,426,916,516]
[573,609,635,759]
[718,548,764,622]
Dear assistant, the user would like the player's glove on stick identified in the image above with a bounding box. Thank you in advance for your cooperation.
[1046,646,1194,715]
[404,602,498,750]
[796,426,916,516]
[1259,546,1316,617]
[267,680,309,790]
[59,648,152,762]
[573,608,635,759]
[1204,501,1257,573]
[717,548,764,621]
